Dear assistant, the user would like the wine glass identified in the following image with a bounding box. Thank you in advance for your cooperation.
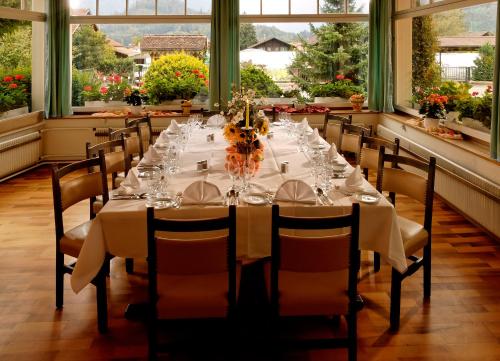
[226,158,241,191]
[241,159,256,192]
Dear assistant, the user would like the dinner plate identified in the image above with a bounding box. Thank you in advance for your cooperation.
[354,192,381,204]
[242,193,269,206]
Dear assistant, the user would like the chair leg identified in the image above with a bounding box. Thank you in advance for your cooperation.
[347,312,357,361]
[96,269,108,333]
[374,252,381,273]
[390,268,402,331]
[56,252,64,309]
[125,258,134,274]
[423,244,431,299]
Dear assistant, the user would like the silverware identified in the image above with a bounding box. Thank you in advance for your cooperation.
[316,188,333,206]
[111,193,146,200]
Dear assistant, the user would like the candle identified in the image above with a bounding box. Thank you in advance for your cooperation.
[245,99,250,128]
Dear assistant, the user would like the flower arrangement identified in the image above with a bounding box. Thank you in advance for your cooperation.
[418,93,448,119]
[221,88,270,175]
[0,73,30,113]
[123,87,148,106]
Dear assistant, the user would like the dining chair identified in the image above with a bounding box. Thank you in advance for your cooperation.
[358,136,400,272]
[339,123,372,164]
[146,205,238,358]
[322,113,352,147]
[51,151,109,333]
[376,147,436,331]
[269,203,361,360]
[125,114,153,151]
[263,106,277,122]
[109,126,143,167]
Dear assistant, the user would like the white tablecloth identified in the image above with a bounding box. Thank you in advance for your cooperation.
[71,125,406,293]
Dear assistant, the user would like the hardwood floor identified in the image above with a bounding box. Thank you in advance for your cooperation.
[0,166,499,361]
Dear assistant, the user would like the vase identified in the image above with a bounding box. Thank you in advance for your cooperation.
[181,100,192,115]
[350,100,364,112]
[423,117,440,130]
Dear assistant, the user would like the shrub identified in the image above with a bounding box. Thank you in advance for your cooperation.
[144,52,209,104]
[472,43,495,81]
[310,78,365,99]
[0,70,30,113]
[72,69,100,106]
[455,89,492,129]
[240,64,282,98]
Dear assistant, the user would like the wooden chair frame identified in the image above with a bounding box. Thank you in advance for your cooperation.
[322,113,352,144]
[270,203,360,360]
[146,205,237,358]
[109,127,143,170]
[339,123,372,164]
[126,115,154,147]
[51,152,109,333]
[376,147,436,330]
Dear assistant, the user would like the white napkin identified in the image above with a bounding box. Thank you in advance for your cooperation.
[142,146,162,164]
[344,165,364,192]
[167,119,181,133]
[308,128,322,145]
[328,143,338,159]
[182,180,223,205]
[299,117,313,132]
[207,114,226,127]
[116,169,141,195]
[274,179,316,204]
[157,130,171,144]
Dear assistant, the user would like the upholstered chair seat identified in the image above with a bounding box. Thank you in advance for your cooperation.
[398,216,429,256]
[59,220,92,258]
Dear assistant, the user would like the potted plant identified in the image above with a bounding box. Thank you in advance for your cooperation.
[349,93,365,111]
[124,87,149,115]
[143,52,209,110]
[418,93,448,130]
[310,75,365,104]
[0,73,30,119]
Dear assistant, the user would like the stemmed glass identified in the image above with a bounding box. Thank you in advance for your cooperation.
[241,158,256,192]
[226,158,241,191]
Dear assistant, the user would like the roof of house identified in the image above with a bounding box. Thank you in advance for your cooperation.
[249,37,293,49]
[70,8,93,34]
[439,35,496,49]
[106,38,140,57]
[140,35,208,52]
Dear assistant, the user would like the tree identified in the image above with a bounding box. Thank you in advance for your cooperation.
[432,9,467,36]
[0,25,31,71]
[412,16,441,92]
[0,0,24,36]
[472,43,495,81]
[240,63,282,98]
[240,23,258,50]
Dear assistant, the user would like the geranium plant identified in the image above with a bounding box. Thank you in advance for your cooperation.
[419,94,448,119]
[144,52,209,104]
[0,73,30,113]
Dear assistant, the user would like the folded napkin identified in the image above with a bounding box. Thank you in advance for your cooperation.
[308,128,322,145]
[142,146,162,164]
[344,165,364,192]
[167,119,181,133]
[182,180,223,205]
[116,169,141,195]
[206,114,226,127]
[328,143,338,159]
[274,179,316,204]
[157,130,171,144]
[299,117,313,132]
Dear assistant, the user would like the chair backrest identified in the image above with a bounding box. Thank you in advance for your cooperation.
[270,203,360,315]
[376,147,436,231]
[51,151,109,242]
[263,107,276,122]
[109,126,143,158]
[86,138,129,175]
[323,114,352,146]
[126,115,153,148]
[359,136,400,177]
[147,205,237,317]
[339,123,372,162]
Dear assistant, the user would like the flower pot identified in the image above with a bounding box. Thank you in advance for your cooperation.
[85,101,128,107]
[423,117,440,130]
[181,100,192,115]
[446,111,460,123]
[350,100,364,112]
[0,106,29,120]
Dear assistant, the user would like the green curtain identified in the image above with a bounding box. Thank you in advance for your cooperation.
[368,0,394,113]
[45,0,72,118]
[490,0,500,160]
[209,0,240,111]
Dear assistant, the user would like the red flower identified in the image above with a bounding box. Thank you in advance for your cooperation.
[139,88,147,94]
[472,91,479,96]
[14,74,24,80]
[192,69,200,74]
[175,71,182,77]
[113,75,121,83]
[336,74,345,80]
[100,86,108,94]
[83,85,92,92]
[198,74,206,79]
[3,76,13,82]
[8,83,18,89]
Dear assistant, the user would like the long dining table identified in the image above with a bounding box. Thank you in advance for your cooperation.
[71,123,407,293]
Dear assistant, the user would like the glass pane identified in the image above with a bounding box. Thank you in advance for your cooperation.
[157,0,185,15]
[291,0,317,14]
[0,0,20,8]
[349,0,369,13]
[0,21,32,113]
[187,0,211,15]
[99,0,126,15]
[128,0,155,15]
[240,0,260,15]
[417,0,430,6]
[70,0,96,16]
[320,0,345,14]
[262,0,288,15]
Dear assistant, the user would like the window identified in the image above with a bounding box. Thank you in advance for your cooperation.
[394,1,497,133]
[69,0,212,16]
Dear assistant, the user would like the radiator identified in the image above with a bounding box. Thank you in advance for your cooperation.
[0,132,41,179]
[378,124,500,237]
